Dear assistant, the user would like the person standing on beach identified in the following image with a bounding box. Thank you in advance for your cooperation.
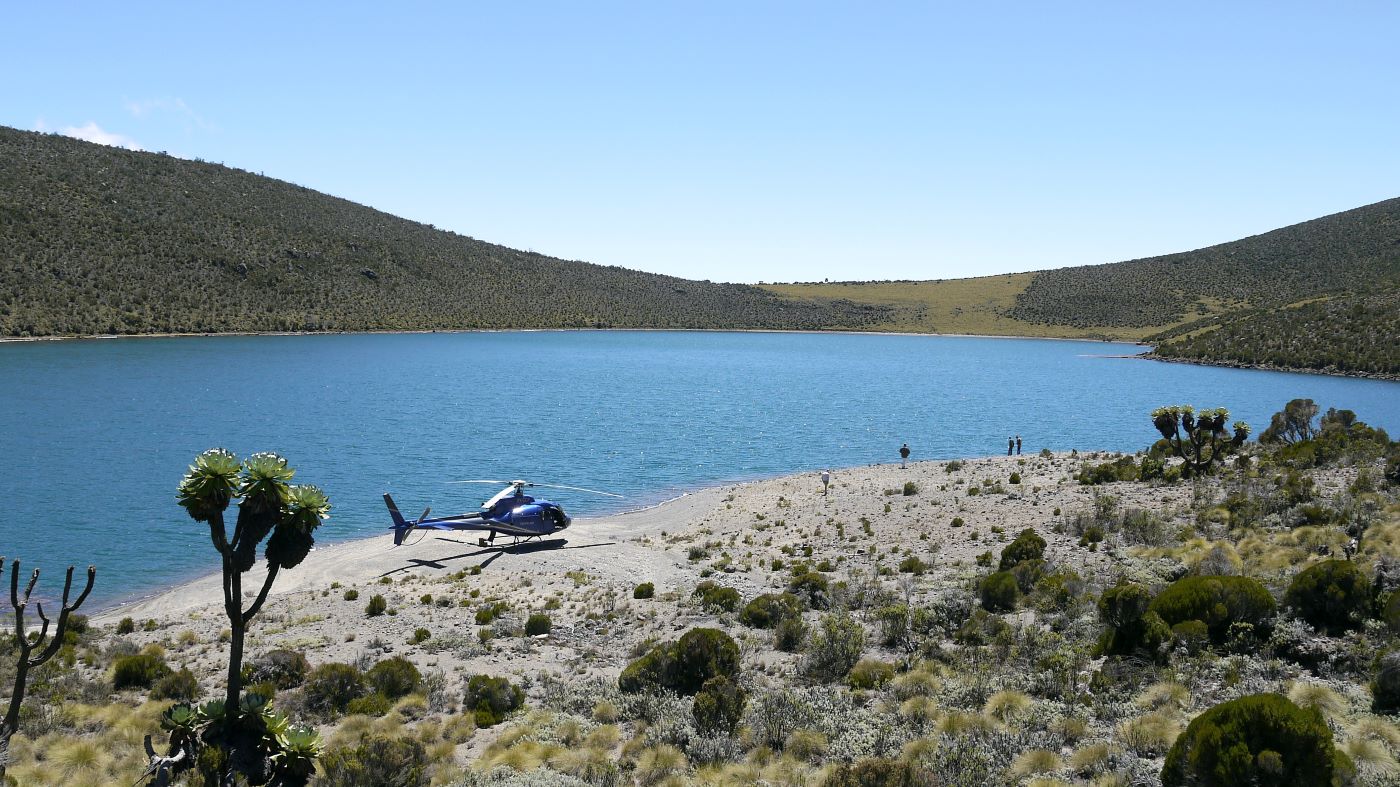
[900,443,910,469]
[1008,437,1014,456]
[1015,435,1022,455]
[821,469,831,495]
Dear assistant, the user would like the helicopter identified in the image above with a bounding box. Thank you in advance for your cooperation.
[383,479,621,547]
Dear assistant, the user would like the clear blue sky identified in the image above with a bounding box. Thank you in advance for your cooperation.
[4,2,1398,283]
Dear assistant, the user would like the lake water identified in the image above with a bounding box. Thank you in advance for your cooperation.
[2,330,1398,607]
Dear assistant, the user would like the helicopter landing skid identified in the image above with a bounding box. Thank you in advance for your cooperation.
[479,534,545,548]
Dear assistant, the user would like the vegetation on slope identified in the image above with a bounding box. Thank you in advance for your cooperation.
[1007,197,1400,329]
[1149,286,1400,377]
[0,127,886,337]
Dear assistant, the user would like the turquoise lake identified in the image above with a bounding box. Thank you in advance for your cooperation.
[2,330,1398,607]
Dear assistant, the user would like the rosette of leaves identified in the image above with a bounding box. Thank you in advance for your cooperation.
[1149,405,1249,477]
[270,727,323,781]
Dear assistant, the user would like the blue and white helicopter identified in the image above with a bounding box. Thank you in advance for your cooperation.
[384,480,621,547]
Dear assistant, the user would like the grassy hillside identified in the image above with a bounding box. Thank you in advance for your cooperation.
[768,274,1184,341]
[1149,286,1400,377]
[1007,198,1400,329]
[0,127,886,337]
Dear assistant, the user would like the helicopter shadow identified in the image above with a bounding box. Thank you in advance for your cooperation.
[378,538,615,578]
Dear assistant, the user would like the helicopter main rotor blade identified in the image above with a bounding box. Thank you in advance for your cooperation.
[448,479,512,485]
[527,482,625,498]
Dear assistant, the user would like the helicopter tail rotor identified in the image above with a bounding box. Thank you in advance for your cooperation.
[384,493,429,546]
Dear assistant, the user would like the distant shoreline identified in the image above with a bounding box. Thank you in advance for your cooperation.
[1142,352,1400,383]
[0,325,1146,347]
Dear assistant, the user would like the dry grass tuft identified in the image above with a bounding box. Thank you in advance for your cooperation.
[1010,748,1063,777]
[1288,681,1347,719]
[1118,712,1181,757]
[984,689,1033,724]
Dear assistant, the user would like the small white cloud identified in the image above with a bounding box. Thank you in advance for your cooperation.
[48,121,144,151]
[124,96,215,130]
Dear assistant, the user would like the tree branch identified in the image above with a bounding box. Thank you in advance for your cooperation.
[243,564,280,624]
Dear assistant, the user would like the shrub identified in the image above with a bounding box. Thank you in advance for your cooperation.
[998,528,1046,571]
[1370,651,1400,716]
[847,659,894,690]
[1284,559,1372,634]
[365,656,421,699]
[822,758,932,786]
[1382,591,1400,635]
[475,601,508,624]
[151,667,200,701]
[411,627,430,644]
[1010,558,1045,593]
[692,675,747,735]
[955,607,1010,645]
[116,617,135,634]
[693,581,741,613]
[1161,693,1349,786]
[1150,575,1276,643]
[619,627,740,695]
[346,693,392,716]
[343,588,358,601]
[318,735,428,786]
[464,674,525,726]
[525,613,553,636]
[741,592,802,629]
[775,615,808,652]
[633,582,655,599]
[247,648,311,689]
[789,571,830,609]
[1098,583,1170,658]
[1171,620,1210,654]
[979,571,1019,612]
[897,555,926,575]
[902,481,918,496]
[1386,447,1400,486]
[1078,456,1140,485]
[113,652,172,689]
[802,612,865,682]
[303,662,365,714]
[365,594,387,617]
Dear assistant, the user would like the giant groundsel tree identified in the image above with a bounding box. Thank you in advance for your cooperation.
[176,449,330,716]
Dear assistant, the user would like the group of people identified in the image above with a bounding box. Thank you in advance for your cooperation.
[818,437,1025,496]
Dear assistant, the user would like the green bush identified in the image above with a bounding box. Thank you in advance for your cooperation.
[465,674,525,727]
[847,658,894,690]
[247,648,311,689]
[692,675,747,735]
[365,656,421,699]
[303,662,365,715]
[345,693,392,717]
[1161,693,1349,786]
[955,608,1010,646]
[633,582,655,599]
[822,758,932,786]
[902,481,918,496]
[979,571,1020,612]
[740,592,802,629]
[775,615,808,652]
[998,528,1046,571]
[1284,559,1371,633]
[1385,447,1400,486]
[619,627,740,695]
[116,617,135,635]
[801,613,865,682]
[1077,456,1140,485]
[474,601,508,624]
[1010,558,1045,593]
[151,667,200,701]
[524,613,552,636]
[1171,620,1210,654]
[1373,652,1400,713]
[113,652,172,689]
[317,735,428,786]
[1097,583,1170,658]
[1150,575,1276,643]
[1382,590,1400,635]
[789,571,830,609]
[365,594,387,617]
[411,627,430,644]
[343,589,359,601]
[693,581,741,613]
[897,555,926,575]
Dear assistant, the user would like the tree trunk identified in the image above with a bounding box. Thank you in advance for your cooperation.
[224,559,243,718]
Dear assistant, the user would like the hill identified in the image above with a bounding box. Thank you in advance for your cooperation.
[0,127,886,337]
[1006,197,1400,328]
[766,199,1400,376]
